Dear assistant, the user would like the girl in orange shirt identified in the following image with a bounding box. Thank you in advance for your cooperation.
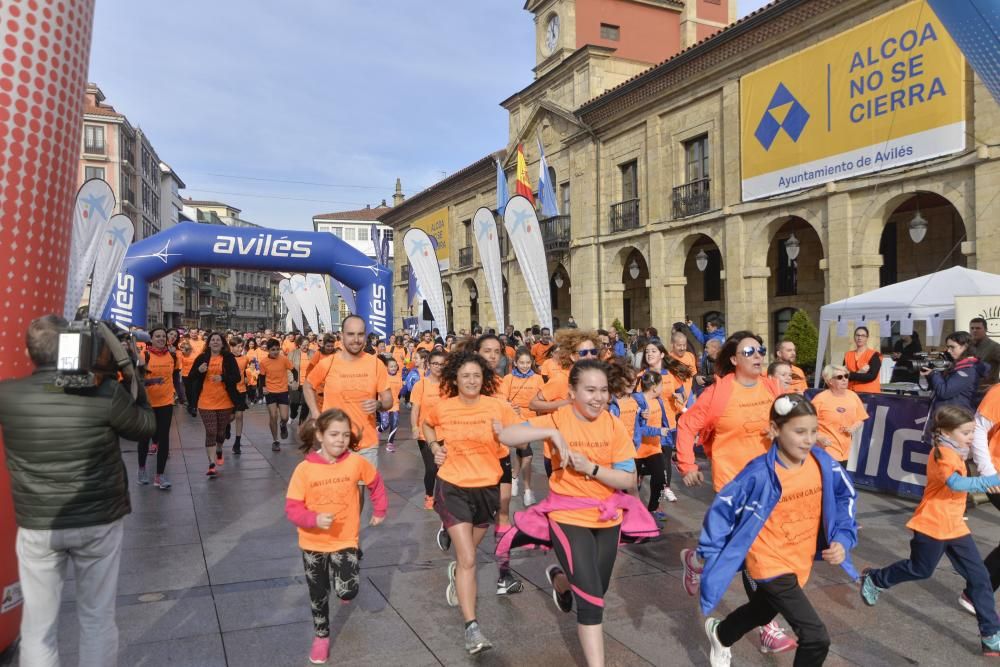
[411,349,447,509]
[189,332,245,477]
[633,371,674,521]
[499,347,544,506]
[179,339,198,416]
[860,406,1000,656]
[244,339,261,405]
[229,337,249,456]
[383,357,403,453]
[286,408,387,665]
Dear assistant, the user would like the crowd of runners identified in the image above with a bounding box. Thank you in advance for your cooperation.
[132,315,1000,666]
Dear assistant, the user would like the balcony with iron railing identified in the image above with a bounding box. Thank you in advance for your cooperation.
[540,215,571,254]
[609,198,640,233]
[458,246,473,269]
[672,178,711,219]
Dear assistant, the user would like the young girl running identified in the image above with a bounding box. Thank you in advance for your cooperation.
[499,347,544,506]
[244,339,260,405]
[860,405,1000,656]
[229,337,249,456]
[642,340,692,502]
[286,408,387,665]
[383,357,403,452]
[498,359,657,667]
[422,352,526,655]
[633,371,673,521]
[701,394,858,667]
[411,349,446,510]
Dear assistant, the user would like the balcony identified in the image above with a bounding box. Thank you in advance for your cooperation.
[609,198,640,233]
[83,143,105,156]
[672,178,711,219]
[540,215,571,254]
[458,246,473,269]
[400,263,410,282]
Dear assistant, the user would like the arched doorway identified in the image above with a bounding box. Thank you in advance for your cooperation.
[464,278,479,331]
[879,192,967,287]
[683,235,724,332]
[622,249,650,332]
[443,283,454,334]
[767,217,823,345]
[551,263,571,328]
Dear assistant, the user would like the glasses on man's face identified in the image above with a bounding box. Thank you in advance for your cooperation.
[429,362,444,367]
[855,333,868,338]
[740,345,767,358]
[577,349,599,357]
[832,374,849,381]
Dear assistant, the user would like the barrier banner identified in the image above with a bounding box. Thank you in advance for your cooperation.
[503,196,552,330]
[847,392,934,498]
[89,215,134,320]
[64,179,115,318]
[472,207,505,330]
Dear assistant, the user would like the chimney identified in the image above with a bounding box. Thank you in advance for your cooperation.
[393,178,405,207]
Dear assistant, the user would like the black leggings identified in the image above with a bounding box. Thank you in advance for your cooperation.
[637,452,666,511]
[718,573,830,666]
[302,548,360,638]
[138,405,173,475]
[182,375,196,411]
[548,520,621,625]
[417,440,437,497]
[663,446,675,487]
[246,384,258,403]
[983,493,1000,592]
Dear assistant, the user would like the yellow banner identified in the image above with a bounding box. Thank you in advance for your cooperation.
[412,206,450,270]
[740,0,965,200]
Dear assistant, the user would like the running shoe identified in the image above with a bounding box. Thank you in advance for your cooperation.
[280,421,289,439]
[436,524,451,552]
[155,474,172,490]
[523,489,536,506]
[445,561,458,607]
[149,443,158,455]
[859,568,882,606]
[206,463,217,478]
[137,467,149,485]
[545,565,573,613]
[386,442,396,453]
[272,441,281,452]
[309,636,330,664]
[423,495,434,510]
[653,510,668,522]
[663,487,678,502]
[511,476,520,497]
[464,621,493,655]
[759,620,797,654]
[680,548,703,596]
[984,630,1000,656]
[705,617,732,667]
[232,441,242,456]
[215,451,224,466]
[496,573,524,595]
[959,592,977,616]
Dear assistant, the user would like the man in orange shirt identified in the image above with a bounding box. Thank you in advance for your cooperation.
[416,331,435,353]
[189,330,205,357]
[259,339,295,452]
[531,327,553,366]
[304,315,392,510]
[771,340,808,393]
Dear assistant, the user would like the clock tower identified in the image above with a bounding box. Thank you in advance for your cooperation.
[526,0,577,78]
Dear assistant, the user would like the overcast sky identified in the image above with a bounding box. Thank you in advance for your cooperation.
[88,0,774,231]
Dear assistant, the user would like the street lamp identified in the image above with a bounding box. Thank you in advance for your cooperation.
[695,248,709,272]
[554,273,564,288]
[628,259,640,280]
[909,200,928,244]
[470,285,478,299]
[784,233,800,264]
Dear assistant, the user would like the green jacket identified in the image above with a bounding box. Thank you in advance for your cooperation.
[0,367,155,530]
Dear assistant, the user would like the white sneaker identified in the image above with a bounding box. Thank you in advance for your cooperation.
[523,489,536,506]
[511,476,520,497]
[663,487,678,502]
[705,617,732,667]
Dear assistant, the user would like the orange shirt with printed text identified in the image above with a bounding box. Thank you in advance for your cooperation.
[306,353,389,450]
[411,378,444,430]
[286,453,379,552]
[144,350,176,408]
[198,356,233,410]
[260,354,294,394]
[531,342,553,366]
[425,396,520,488]
[499,373,544,419]
[812,389,868,461]
[710,381,774,491]
[386,373,403,412]
[907,446,971,540]
[636,396,665,458]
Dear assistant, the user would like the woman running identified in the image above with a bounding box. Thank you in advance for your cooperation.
[499,346,544,506]
[422,352,526,655]
[498,359,657,667]
[677,331,795,654]
[189,332,245,477]
[410,349,446,510]
[633,370,673,520]
[137,327,175,490]
[166,328,185,406]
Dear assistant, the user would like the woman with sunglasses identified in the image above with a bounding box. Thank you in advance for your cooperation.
[676,331,796,654]
[813,364,869,467]
[845,326,882,394]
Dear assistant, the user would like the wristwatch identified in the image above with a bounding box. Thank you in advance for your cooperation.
[591,464,600,478]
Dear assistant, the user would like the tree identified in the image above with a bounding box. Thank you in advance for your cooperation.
[784,309,819,372]
[611,318,627,340]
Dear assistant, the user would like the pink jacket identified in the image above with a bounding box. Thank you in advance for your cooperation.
[285,451,388,528]
[495,491,660,558]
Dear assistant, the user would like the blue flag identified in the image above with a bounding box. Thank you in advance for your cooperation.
[495,158,509,216]
[537,139,559,219]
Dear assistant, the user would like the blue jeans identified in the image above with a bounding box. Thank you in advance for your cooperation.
[869,530,1000,636]
[385,411,399,444]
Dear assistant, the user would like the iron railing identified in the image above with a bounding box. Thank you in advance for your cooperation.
[609,198,640,233]
[672,178,711,218]
[458,246,473,269]
[540,215,571,254]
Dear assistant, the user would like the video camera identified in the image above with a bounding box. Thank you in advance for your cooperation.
[897,351,954,374]
[54,319,148,389]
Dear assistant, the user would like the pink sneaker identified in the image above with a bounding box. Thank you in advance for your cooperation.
[759,620,797,654]
[309,636,330,664]
[680,548,702,596]
[386,442,397,453]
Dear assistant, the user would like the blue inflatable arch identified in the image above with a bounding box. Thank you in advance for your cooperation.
[101,221,393,336]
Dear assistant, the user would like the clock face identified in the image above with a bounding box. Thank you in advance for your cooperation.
[544,14,560,55]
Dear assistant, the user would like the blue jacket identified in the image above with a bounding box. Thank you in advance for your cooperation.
[697,444,858,614]
[689,323,726,346]
[402,368,422,394]
[927,356,988,412]
[632,392,674,449]
[612,340,627,358]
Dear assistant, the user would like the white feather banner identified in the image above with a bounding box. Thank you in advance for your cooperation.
[306,273,333,332]
[292,273,319,333]
[503,195,552,330]
[88,214,134,320]
[279,279,305,333]
[64,178,116,318]
[472,207,504,330]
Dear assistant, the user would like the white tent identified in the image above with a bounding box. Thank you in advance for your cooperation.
[815,266,1000,386]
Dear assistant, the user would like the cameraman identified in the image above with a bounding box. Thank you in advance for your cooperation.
[921,331,988,412]
[0,315,154,667]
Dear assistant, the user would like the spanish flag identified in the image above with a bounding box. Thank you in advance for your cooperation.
[515,143,534,204]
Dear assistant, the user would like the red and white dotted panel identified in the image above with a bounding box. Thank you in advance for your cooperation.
[0,0,96,379]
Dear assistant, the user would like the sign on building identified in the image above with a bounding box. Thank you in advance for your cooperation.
[411,206,450,271]
[740,0,965,201]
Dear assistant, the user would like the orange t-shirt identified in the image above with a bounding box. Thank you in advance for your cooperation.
[260,354,294,394]
[281,339,297,355]
[234,355,248,394]
[306,353,389,450]
[390,346,406,370]
[198,355,234,410]
[308,342,319,352]
[386,373,403,412]
[671,351,698,377]
[977,384,1000,470]
[306,351,333,377]
[763,364,809,393]
[710,381,774,491]
[616,395,641,444]
[636,395,665,458]
[425,396,520,488]
[906,446,970,540]
[812,389,868,461]
[540,358,562,379]
[531,342,553,366]
[845,348,881,394]
[189,339,205,357]
[504,346,516,362]
[529,406,635,528]
[144,350,175,408]
[411,378,444,431]
[499,373,545,419]
[179,351,197,377]
[746,455,823,586]
[540,369,570,402]
[286,453,379,552]
[416,341,434,353]
[290,350,312,388]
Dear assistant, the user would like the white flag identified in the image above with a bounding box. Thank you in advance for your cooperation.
[64,179,116,319]
[88,215,134,320]
[306,273,333,332]
[503,196,552,330]
[292,274,319,333]
[404,228,448,334]
[279,279,304,333]
[472,207,504,330]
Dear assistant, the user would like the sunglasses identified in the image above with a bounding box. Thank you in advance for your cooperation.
[832,374,849,381]
[740,345,767,358]
[577,349,599,357]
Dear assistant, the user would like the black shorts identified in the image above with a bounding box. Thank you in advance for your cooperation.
[499,453,513,484]
[235,392,247,412]
[515,442,534,459]
[265,391,289,406]
[434,479,499,528]
[636,452,664,476]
